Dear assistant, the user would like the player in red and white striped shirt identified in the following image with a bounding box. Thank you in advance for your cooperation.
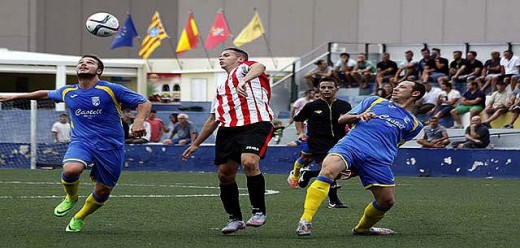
[182,48,274,235]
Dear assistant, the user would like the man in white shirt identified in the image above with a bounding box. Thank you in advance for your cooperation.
[434,82,461,119]
[51,114,71,143]
[498,50,520,92]
[334,53,357,88]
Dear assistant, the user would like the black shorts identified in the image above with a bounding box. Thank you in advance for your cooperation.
[214,121,274,165]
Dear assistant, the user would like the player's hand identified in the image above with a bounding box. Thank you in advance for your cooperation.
[358,112,377,122]
[0,95,16,102]
[236,79,248,97]
[182,144,199,161]
[130,120,146,138]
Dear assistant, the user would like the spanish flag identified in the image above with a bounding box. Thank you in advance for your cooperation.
[233,11,265,47]
[138,12,168,59]
[176,13,199,54]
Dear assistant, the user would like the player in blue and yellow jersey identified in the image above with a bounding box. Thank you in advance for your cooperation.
[295,80,426,236]
[0,55,151,232]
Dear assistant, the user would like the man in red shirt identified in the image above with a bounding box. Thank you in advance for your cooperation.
[146,110,169,142]
[182,48,274,235]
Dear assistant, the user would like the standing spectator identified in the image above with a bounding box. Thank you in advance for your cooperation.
[351,53,376,89]
[334,52,356,88]
[164,113,198,145]
[434,82,461,120]
[146,110,169,143]
[481,81,510,127]
[52,113,71,143]
[412,82,443,116]
[121,109,134,126]
[0,54,151,232]
[290,78,352,208]
[182,48,274,235]
[499,50,520,92]
[452,116,490,148]
[390,50,418,86]
[502,83,520,128]
[417,117,450,148]
[450,81,486,128]
[304,59,333,89]
[288,89,315,125]
[477,51,502,92]
[375,52,398,90]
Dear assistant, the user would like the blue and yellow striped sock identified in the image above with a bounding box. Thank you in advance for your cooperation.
[60,173,80,201]
[74,192,107,220]
[354,200,391,233]
[292,158,309,179]
[301,176,333,222]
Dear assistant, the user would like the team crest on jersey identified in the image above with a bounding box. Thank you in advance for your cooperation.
[314,110,323,114]
[91,96,100,106]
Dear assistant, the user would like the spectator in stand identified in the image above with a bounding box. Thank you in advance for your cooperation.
[499,50,520,92]
[163,113,198,145]
[450,81,486,128]
[502,83,520,128]
[390,50,418,87]
[52,113,71,143]
[434,82,461,120]
[146,109,169,143]
[304,59,333,89]
[418,48,436,83]
[452,51,484,92]
[382,83,393,100]
[122,108,134,126]
[417,116,450,148]
[375,52,398,90]
[452,116,490,148]
[165,112,179,139]
[334,53,356,88]
[351,53,376,89]
[439,51,466,86]
[481,81,511,127]
[422,48,449,84]
[477,51,501,92]
[126,121,152,144]
[288,89,315,126]
[412,82,443,116]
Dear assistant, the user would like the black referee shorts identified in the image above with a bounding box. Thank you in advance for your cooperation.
[214,121,274,165]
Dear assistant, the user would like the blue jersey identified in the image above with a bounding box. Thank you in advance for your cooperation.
[343,96,422,163]
[48,81,147,150]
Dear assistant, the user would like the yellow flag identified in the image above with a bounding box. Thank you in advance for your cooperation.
[233,11,265,47]
[139,12,168,59]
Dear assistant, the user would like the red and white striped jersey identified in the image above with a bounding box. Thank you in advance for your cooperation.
[214,61,274,127]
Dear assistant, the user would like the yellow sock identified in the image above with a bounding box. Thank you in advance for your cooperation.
[74,193,105,220]
[61,178,79,201]
[301,179,330,222]
[291,158,306,179]
[354,201,388,233]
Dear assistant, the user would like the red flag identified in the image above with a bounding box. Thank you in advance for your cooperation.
[204,12,230,50]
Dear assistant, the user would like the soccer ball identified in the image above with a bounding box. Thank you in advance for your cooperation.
[85,12,120,37]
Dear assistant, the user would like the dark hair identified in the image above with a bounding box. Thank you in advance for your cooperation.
[453,50,463,55]
[429,116,438,120]
[314,59,327,66]
[421,48,430,53]
[412,81,426,100]
[223,47,249,61]
[470,81,478,88]
[405,50,414,56]
[318,77,338,87]
[150,110,157,113]
[468,51,477,57]
[505,50,513,55]
[80,54,104,76]
[432,48,441,53]
[59,113,68,117]
[340,52,350,58]
[304,89,314,95]
[441,82,452,89]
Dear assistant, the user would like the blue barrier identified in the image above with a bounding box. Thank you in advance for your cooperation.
[1,143,519,178]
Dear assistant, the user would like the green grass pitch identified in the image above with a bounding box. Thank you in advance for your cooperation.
[1,169,519,248]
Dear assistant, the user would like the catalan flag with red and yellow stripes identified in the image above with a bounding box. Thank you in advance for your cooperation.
[138,11,168,59]
[176,13,199,54]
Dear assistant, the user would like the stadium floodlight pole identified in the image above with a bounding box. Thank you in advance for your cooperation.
[30,100,37,169]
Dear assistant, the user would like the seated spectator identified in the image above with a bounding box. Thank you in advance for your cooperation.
[351,53,376,89]
[146,109,170,143]
[288,89,315,125]
[477,51,501,92]
[126,121,152,144]
[304,59,333,89]
[417,117,450,148]
[412,82,442,116]
[418,48,436,83]
[450,81,486,128]
[481,81,510,127]
[390,50,418,87]
[452,116,490,148]
[51,113,71,143]
[438,51,466,86]
[375,52,398,90]
[163,113,198,145]
[271,119,285,145]
[452,51,483,85]
[434,82,461,120]
[503,83,520,128]
[375,83,393,100]
[498,50,520,92]
[422,48,449,84]
[334,52,356,88]
[165,112,179,138]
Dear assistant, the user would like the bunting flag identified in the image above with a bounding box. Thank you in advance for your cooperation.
[176,13,199,54]
[138,11,168,59]
[110,14,139,49]
[233,11,265,47]
[204,11,230,50]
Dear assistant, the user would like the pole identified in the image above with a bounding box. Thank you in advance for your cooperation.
[30,100,37,169]
[167,38,183,70]
[199,36,214,69]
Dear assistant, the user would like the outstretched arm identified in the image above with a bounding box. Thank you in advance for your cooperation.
[0,90,50,102]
